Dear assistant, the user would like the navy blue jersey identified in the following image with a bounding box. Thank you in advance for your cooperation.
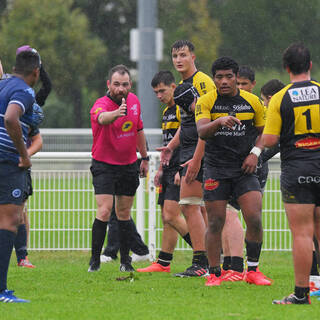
[0,76,35,163]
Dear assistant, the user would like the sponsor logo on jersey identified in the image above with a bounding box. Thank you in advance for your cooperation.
[158,184,163,194]
[130,104,138,115]
[288,86,319,103]
[204,179,219,191]
[122,121,133,132]
[295,136,320,149]
[94,107,103,114]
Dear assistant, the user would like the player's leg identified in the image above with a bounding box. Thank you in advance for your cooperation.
[137,201,180,273]
[0,163,29,303]
[280,203,314,303]
[101,204,119,262]
[174,178,208,277]
[15,170,35,268]
[221,207,245,280]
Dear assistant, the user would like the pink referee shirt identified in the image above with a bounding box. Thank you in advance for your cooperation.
[90,92,144,165]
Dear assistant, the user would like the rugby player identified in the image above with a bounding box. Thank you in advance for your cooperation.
[157,40,215,277]
[137,70,192,273]
[195,57,271,286]
[0,50,40,303]
[263,43,320,304]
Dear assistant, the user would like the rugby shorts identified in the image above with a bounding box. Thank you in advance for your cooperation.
[157,169,180,206]
[281,162,320,205]
[203,166,261,202]
[0,161,28,205]
[90,159,139,196]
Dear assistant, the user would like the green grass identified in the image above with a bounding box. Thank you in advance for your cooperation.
[2,251,320,320]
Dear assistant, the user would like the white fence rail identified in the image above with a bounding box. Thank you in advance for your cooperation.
[28,151,289,258]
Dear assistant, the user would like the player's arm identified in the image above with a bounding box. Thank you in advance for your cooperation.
[262,94,282,148]
[182,138,205,184]
[196,116,241,140]
[36,65,52,106]
[98,98,127,125]
[27,133,43,156]
[0,59,3,78]
[4,104,31,168]
[241,126,264,174]
[136,129,149,178]
[156,127,180,166]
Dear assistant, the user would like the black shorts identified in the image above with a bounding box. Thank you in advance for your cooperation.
[90,159,140,196]
[180,161,204,183]
[257,161,269,192]
[203,166,261,202]
[281,161,320,205]
[0,161,28,205]
[26,170,33,198]
[158,169,180,206]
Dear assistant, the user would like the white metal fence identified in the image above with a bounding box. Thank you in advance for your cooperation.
[28,151,289,259]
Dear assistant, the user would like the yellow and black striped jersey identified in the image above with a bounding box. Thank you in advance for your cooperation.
[178,71,215,163]
[195,88,265,175]
[162,104,181,169]
[264,80,320,162]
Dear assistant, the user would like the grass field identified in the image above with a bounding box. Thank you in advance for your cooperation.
[2,251,320,319]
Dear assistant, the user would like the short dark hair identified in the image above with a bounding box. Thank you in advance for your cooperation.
[238,65,255,82]
[171,40,195,54]
[108,64,131,81]
[151,70,175,88]
[211,57,239,77]
[261,79,285,97]
[14,51,40,76]
[282,43,311,75]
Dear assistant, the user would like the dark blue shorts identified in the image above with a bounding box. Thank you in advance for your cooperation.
[0,161,28,205]
[90,159,140,196]
[157,169,180,206]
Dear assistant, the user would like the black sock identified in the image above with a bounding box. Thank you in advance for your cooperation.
[231,256,244,272]
[158,251,173,267]
[245,240,262,272]
[0,230,15,292]
[209,266,221,277]
[294,286,309,299]
[182,233,192,248]
[310,251,319,276]
[222,256,231,271]
[14,224,27,263]
[91,218,108,261]
[192,251,208,268]
[118,220,132,264]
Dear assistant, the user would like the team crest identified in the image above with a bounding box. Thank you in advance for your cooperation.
[122,121,133,132]
[204,179,219,191]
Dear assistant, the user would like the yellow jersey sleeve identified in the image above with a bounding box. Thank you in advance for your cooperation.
[193,72,216,97]
[263,88,288,135]
[195,91,217,122]
[239,90,265,127]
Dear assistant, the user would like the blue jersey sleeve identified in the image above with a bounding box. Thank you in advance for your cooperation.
[9,87,35,114]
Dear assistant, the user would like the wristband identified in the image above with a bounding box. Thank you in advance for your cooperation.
[250,146,262,157]
[141,156,150,161]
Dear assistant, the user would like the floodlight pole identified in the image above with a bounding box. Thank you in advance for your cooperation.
[137,0,159,129]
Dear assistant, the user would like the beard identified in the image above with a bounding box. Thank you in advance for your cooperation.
[111,92,128,105]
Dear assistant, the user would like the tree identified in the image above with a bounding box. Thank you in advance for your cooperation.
[212,0,320,69]
[159,0,221,76]
[0,0,106,127]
